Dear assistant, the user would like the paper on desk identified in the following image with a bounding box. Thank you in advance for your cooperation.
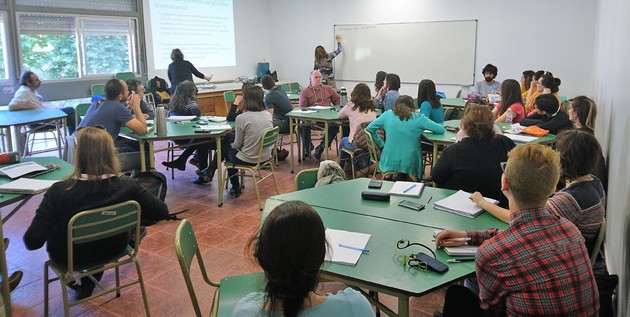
[434,190,498,218]
[291,109,317,114]
[206,116,227,122]
[0,161,47,179]
[389,181,424,197]
[503,133,537,143]
[167,115,197,121]
[195,124,232,131]
[0,178,59,194]
[309,106,333,110]
[433,229,479,256]
[325,228,371,266]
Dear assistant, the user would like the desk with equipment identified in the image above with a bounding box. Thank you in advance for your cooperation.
[0,109,68,157]
[118,118,233,206]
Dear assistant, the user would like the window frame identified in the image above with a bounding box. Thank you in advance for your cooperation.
[0,11,11,84]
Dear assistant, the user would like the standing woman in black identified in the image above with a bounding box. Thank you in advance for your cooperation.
[167,48,212,95]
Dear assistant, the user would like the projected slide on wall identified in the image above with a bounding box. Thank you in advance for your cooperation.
[148,0,236,70]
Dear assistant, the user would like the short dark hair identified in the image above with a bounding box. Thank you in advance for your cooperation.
[104,79,124,100]
[461,105,495,141]
[243,85,265,112]
[555,129,602,181]
[533,70,545,81]
[417,79,440,109]
[171,48,184,61]
[126,79,142,94]
[482,64,498,76]
[19,71,36,86]
[540,72,561,93]
[385,73,401,91]
[535,94,560,113]
[250,201,327,317]
[260,75,275,90]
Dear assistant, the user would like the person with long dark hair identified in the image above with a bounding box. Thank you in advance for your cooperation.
[492,79,525,123]
[374,73,401,112]
[23,127,168,299]
[314,35,342,88]
[374,71,387,98]
[525,71,562,115]
[417,79,444,123]
[337,83,377,169]
[233,201,374,317]
[568,96,597,133]
[520,70,535,100]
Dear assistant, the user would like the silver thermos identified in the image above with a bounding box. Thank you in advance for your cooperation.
[156,105,167,136]
[340,87,347,107]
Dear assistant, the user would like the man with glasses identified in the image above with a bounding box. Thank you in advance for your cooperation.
[434,144,599,316]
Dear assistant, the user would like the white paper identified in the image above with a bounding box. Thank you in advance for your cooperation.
[434,190,498,218]
[309,106,333,110]
[503,133,537,143]
[389,181,424,198]
[0,178,59,194]
[196,124,232,131]
[167,115,197,121]
[444,245,478,256]
[206,116,227,122]
[0,162,47,179]
[145,120,155,125]
[325,228,371,266]
[291,109,317,114]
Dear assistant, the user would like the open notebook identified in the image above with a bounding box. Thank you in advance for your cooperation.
[388,181,424,198]
[0,178,59,194]
[324,228,371,266]
[433,190,498,218]
[0,161,48,179]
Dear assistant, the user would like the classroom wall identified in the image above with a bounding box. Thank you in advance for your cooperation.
[267,0,597,99]
[592,0,630,315]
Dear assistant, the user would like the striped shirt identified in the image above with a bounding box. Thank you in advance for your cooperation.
[468,207,599,316]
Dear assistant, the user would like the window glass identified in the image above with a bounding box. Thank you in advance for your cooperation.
[81,19,135,75]
[16,0,136,12]
[0,13,8,80]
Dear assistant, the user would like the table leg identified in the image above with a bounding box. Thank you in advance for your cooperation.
[139,141,146,172]
[147,141,155,169]
[397,296,410,317]
[324,121,329,160]
[432,143,438,167]
[217,135,224,206]
[55,120,62,159]
[1,197,32,225]
[289,119,295,173]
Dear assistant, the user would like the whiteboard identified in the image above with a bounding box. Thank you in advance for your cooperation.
[334,20,477,86]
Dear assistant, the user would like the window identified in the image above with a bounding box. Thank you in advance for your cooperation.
[18,13,138,80]
[0,13,8,80]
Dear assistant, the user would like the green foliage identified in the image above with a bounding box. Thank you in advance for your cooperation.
[85,35,130,74]
[0,34,5,79]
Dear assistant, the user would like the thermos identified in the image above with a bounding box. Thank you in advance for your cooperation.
[340,87,347,107]
[0,152,19,164]
[156,105,167,136]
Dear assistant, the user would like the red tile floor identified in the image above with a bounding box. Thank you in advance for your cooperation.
[3,140,446,316]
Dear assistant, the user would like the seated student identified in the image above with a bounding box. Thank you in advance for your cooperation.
[233,201,375,317]
[432,105,515,208]
[492,79,525,123]
[373,71,387,98]
[23,127,168,300]
[225,85,273,197]
[337,83,377,169]
[125,79,155,119]
[435,144,599,316]
[261,75,292,134]
[454,98,502,142]
[366,95,445,181]
[520,70,535,100]
[417,79,444,123]
[519,93,572,134]
[472,63,501,95]
[374,73,401,112]
[161,81,215,184]
[523,70,545,113]
[525,71,562,115]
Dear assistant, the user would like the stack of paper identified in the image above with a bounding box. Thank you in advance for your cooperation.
[0,178,59,194]
[195,124,232,131]
[503,133,537,143]
[433,190,498,218]
[444,245,478,256]
[325,228,371,266]
[0,162,47,179]
[291,109,317,114]
[388,181,424,198]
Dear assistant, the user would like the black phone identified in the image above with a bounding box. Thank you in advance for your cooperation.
[368,179,383,189]
[398,200,425,211]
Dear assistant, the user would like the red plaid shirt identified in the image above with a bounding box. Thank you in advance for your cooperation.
[467,207,599,316]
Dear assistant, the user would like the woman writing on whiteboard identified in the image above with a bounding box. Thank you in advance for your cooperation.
[167,48,212,95]
[314,35,342,89]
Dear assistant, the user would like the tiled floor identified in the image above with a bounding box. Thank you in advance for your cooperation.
[3,141,446,316]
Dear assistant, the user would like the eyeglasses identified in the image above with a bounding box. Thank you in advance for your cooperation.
[500,161,507,173]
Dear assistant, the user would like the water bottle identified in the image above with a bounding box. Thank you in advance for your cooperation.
[505,109,513,125]
[156,106,167,136]
[340,87,348,107]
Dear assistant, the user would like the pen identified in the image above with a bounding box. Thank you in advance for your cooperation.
[338,244,369,253]
[432,237,472,242]
[447,258,475,263]
[402,184,417,193]
[426,196,433,204]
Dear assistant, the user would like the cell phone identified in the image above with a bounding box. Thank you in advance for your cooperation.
[445,126,460,133]
[398,200,425,211]
[415,252,449,273]
[368,179,383,189]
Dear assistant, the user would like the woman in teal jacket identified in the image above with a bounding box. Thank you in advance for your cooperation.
[366,95,445,179]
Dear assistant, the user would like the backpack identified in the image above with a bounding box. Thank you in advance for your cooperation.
[133,170,167,201]
[148,76,170,104]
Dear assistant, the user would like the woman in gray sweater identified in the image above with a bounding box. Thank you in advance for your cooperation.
[225,85,273,197]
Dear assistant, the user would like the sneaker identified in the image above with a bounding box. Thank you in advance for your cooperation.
[195,168,215,180]
[192,175,212,185]
[8,270,22,292]
[313,145,324,160]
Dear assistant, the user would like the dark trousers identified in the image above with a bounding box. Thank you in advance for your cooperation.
[206,132,234,177]
[299,123,348,153]
[172,138,214,170]
[442,285,485,317]
[225,133,256,189]
[61,107,77,135]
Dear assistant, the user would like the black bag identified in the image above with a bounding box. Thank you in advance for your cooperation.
[148,76,170,104]
[444,108,464,120]
[595,273,618,317]
[352,151,373,171]
[133,170,167,201]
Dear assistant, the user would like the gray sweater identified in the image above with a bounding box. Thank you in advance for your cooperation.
[233,111,273,163]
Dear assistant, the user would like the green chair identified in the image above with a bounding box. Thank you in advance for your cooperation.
[216,273,265,316]
[75,103,91,124]
[44,201,151,317]
[223,91,236,114]
[590,217,606,266]
[91,84,105,97]
[340,147,362,179]
[289,82,302,94]
[294,168,319,191]
[280,84,291,93]
[115,72,135,81]
[364,129,382,179]
[224,127,280,210]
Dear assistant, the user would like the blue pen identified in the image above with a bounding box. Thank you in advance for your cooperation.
[403,184,417,193]
[338,244,369,253]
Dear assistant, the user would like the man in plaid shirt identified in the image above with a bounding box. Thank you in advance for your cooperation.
[435,144,599,316]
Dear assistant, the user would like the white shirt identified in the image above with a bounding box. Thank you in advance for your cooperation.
[8,85,43,109]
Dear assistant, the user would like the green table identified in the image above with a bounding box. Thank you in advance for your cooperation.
[260,201,483,317]
[119,119,233,206]
[423,119,557,167]
[270,178,508,231]
[440,98,466,109]
[286,107,346,172]
[0,109,68,157]
[0,156,73,223]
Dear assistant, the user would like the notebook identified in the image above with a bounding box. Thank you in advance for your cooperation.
[433,190,498,218]
[167,115,197,121]
[388,181,424,198]
[433,230,478,256]
[0,161,47,179]
[195,124,232,131]
[324,228,371,266]
[0,178,59,194]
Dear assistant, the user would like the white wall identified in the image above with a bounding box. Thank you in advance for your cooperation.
[592,0,630,315]
[267,0,597,98]
[143,0,271,83]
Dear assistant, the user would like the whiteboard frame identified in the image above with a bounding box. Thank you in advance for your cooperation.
[333,20,478,86]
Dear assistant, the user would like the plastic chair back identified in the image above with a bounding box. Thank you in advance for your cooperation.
[115,72,135,81]
[91,84,105,97]
[289,82,302,93]
[294,168,319,190]
[590,217,606,266]
[280,84,291,92]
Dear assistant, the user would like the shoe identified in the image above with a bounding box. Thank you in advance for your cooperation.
[162,159,186,171]
[229,187,241,198]
[189,157,199,168]
[313,145,324,160]
[433,312,443,317]
[8,270,23,292]
[195,168,215,180]
[193,175,212,185]
[4,238,8,251]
